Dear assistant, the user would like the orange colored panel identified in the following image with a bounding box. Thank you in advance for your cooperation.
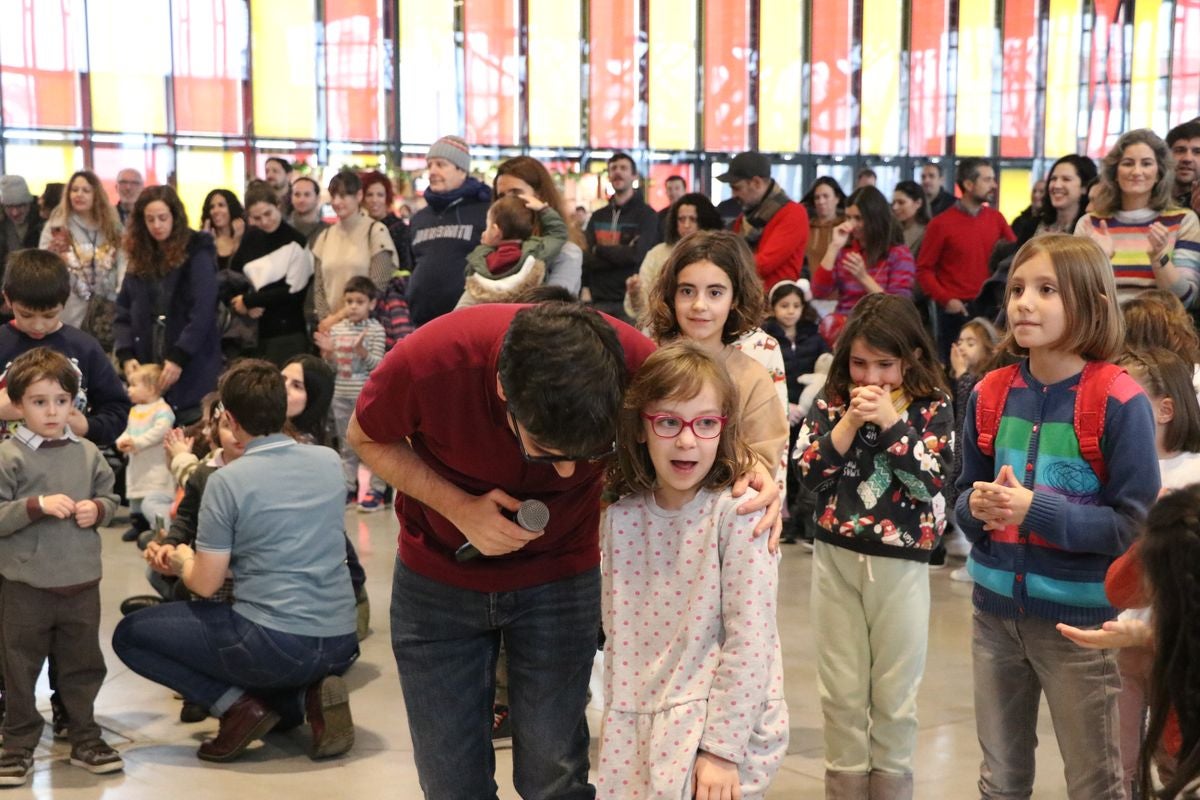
[1171,0,1200,125]
[464,0,519,146]
[589,0,638,149]
[172,0,245,135]
[703,0,748,153]
[809,0,853,154]
[908,0,948,156]
[326,0,381,141]
[1000,0,1037,157]
[0,0,84,128]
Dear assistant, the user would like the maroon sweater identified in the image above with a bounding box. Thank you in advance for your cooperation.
[916,204,1015,306]
[356,303,655,592]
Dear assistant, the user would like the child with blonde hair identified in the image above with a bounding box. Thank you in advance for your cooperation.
[116,363,176,542]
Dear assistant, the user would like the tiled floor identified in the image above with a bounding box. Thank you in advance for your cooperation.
[15,513,1072,798]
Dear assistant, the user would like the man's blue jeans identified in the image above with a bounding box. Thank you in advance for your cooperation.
[390,558,599,800]
[113,601,358,719]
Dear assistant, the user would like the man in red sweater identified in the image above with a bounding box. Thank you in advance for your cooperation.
[719,152,809,291]
[916,157,1015,360]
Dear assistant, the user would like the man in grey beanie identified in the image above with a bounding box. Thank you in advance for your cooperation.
[0,176,44,283]
[406,135,492,326]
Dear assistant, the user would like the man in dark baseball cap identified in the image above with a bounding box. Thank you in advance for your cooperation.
[716,152,809,290]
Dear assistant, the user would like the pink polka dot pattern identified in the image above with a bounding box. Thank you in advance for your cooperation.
[598,488,789,799]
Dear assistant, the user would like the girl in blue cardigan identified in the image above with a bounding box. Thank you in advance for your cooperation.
[956,234,1160,800]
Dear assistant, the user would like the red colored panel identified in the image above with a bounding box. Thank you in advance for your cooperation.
[648,164,693,213]
[1085,0,1125,159]
[703,0,748,153]
[325,0,381,141]
[92,145,170,202]
[908,0,948,156]
[464,0,519,146]
[1171,0,1200,125]
[0,0,83,128]
[809,0,853,154]
[1000,0,1037,157]
[589,0,639,149]
[173,0,245,135]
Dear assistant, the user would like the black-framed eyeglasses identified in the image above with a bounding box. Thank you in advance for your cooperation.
[509,411,616,464]
[640,412,727,439]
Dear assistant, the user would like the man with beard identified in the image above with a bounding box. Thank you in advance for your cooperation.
[916,158,1015,360]
[115,169,144,224]
[1168,119,1200,215]
[264,157,293,216]
[582,153,660,323]
[288,176,328,243]
[719,151,809,290]
[921,162,957,217]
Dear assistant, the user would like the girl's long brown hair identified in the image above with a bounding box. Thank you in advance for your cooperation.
[124,185,193,279]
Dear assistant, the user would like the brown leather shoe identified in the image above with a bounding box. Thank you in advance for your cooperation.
[305,675,354,759]
[197,695,280,762]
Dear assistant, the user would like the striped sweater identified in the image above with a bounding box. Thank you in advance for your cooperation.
[955,360,1160,626]
[1074,207,1200,309]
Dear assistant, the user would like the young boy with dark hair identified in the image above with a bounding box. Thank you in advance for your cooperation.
[457,193,568,306]
[0,249,131,446]
[0,348,123,785]
[315,276,388,512]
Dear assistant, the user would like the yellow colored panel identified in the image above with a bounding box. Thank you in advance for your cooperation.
[86,0,170,133]
[176,151,245,224]
[90,74,168,133]
[758,0,803,153]
[251,0,317,140]
[528,0,581,147]
[1045,0,1082,156]
[999,168,1032,228]
[648,0,697,151]
[0,144,83,198]
[955,0,994,156]
[860,0,902,155]
[399,0,459,144]
[1130,0,1164,131]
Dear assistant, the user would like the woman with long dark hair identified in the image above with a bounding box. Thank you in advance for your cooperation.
[623,192,724,323]
[1037,155,1098,238]
[801,176,847,272]
[114,186,221,425]
[200,189,245,272]
[891,180,931,257]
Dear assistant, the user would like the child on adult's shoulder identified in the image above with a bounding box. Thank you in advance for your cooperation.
[116,363,176,544]
[0,249,130,446]
[0,348,123,786]
[315,277,387,512]
[600,341,788,800]
[957,234,1159,800]
[456,192,568,306]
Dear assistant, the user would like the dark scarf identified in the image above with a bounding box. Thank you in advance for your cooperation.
[424,177,491,213]
[740,180,791,250]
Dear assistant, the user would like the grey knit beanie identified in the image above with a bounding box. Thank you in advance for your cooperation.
[426,135,471,173]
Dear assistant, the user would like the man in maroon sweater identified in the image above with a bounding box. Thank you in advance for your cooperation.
[916,158,1015,360]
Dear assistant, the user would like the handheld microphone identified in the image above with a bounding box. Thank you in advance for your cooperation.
[455,499,550,562]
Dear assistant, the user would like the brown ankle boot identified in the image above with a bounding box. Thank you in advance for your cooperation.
[868,770,914,800]
[825,769,869,800]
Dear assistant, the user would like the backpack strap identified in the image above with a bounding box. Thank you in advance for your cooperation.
[1074,361,1124,485]
[974,364,1021,457]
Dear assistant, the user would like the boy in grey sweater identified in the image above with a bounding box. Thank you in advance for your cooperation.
[0,348,122,785]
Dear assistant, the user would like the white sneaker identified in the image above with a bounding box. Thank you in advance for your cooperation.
[950,566,974,583]
[943,527,971,559]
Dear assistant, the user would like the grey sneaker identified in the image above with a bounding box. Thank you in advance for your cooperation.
[0,747,33,786]
[69,738,124,774]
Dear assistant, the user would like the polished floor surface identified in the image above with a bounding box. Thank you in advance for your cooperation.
[14,511,1073,798]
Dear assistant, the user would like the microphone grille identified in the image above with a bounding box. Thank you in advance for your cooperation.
[516,499,550,532]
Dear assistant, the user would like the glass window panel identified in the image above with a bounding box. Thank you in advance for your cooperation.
[0,0,85,129]
[0,142,84,198]
[1129,0,1168,133]
[771,162,805,200]
[1170,0,1200,125]
[702,0,748,153]
[250,0,317,140]
[589,0,640,149]
[869,164,902,195]
[861,0,902,156]
[172,0,247,135]
[1045,0,1083,158]
[176,149,245,225]
[1000,0,1037,157]
[998,168,1032,228]
[814,163,853,197]
[955,0,995,157]
[757,0,803,154]
[398,0,459,144]
[464,0,519,146]
[325,0,383,142]
[87,0,170,133]
[648,0,696,151]
[528,0,581,147]
[1084,0,1126,159]
[908,0,948,156]
[808,0,854,155]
